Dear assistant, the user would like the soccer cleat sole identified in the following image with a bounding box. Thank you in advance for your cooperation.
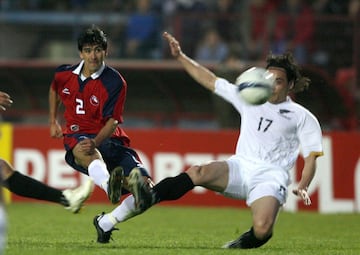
[128,167,153,212]
[108,166,124,204]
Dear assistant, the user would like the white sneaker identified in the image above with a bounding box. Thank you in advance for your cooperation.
[63,179,95,213]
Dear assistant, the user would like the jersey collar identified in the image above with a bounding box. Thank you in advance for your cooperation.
[73,60,106,79]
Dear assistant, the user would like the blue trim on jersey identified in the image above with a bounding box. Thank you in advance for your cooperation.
[55,63,78,73]
[78,76,90,92]
[100,66,124,118]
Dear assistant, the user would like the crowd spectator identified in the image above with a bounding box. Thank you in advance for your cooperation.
[168,0,210,58]
[271,0,314,65]
[124,0,161,59]
[212,0,239,44]
[241,0,279,61]
[194,27,229,63]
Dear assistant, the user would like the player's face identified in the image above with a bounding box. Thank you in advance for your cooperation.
[267,67,291,104]
[80,44,107,77]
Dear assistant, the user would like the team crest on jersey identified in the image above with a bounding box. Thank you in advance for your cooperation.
[90,95,99,106]
[278,109,292,120]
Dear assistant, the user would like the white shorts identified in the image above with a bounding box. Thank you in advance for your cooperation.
[221,155,289,206]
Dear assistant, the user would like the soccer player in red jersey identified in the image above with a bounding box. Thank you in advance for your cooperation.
[48,26,152,240]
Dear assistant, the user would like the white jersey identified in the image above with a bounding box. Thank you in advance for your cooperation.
[214,78,323,172]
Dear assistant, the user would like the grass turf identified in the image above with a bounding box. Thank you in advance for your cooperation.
[4,203,360,255]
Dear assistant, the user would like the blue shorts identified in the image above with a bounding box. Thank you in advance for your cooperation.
[64,134,150,179]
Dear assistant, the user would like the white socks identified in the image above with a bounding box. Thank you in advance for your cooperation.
[99,195,137,232]
[88,159,109,193]
[88,160,139,232]
[99,213,117,232]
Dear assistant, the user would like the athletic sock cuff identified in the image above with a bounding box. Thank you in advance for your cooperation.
[153,172,194,202]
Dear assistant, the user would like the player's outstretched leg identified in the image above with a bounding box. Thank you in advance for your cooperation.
[107,166,124,204]
[127,167,154,212]
[93,212,119,243]
[62,178,95,213]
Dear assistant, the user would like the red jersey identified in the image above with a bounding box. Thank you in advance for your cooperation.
[51,61,130,145]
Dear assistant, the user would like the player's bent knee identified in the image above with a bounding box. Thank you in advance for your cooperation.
[186,165,203,183]
[186,163,224,187]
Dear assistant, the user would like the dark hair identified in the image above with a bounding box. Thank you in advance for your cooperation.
[266,52,310,93]
[77,25,107,51]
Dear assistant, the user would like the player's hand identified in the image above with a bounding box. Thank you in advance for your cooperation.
[79,138,96,155]
[50,121,63,138]
[163,32,182,58]
[0,91,13,111]
[292,188,311,206]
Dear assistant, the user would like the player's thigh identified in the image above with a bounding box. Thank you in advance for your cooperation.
[72,143,102,167]
[186,161,229,192]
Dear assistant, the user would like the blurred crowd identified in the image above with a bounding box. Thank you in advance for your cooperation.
[0,0,359,130]
[1,0,359,64]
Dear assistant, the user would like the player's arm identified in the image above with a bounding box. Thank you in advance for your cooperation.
[163,32,217,92]
[93,118,118,146]
[292,152,320,206]
[48,86,63,138]
[78,118,118,155]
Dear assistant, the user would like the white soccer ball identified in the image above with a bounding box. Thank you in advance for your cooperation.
[235,67,274,105]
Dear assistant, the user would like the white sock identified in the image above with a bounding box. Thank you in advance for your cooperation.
[99,195,137,232]
[99,213,118,232]
[112,195,137,222]
[88,159,109,193]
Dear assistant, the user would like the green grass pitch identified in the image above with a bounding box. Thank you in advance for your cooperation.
[4,203,360,255]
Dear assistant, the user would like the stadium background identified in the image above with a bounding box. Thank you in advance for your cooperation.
[0,0,359,213]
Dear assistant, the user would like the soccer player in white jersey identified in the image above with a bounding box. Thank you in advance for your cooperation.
[94,32,324,249]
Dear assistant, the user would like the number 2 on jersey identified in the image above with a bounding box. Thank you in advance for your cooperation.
[258,117,273,132]
[76,98,85,114]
